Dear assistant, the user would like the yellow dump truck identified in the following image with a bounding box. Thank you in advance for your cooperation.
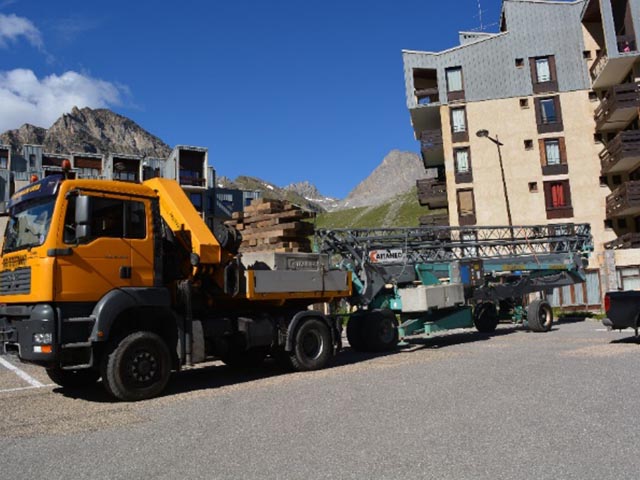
[0,175,351,400]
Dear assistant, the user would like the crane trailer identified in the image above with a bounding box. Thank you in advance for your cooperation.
[316,224,593,351]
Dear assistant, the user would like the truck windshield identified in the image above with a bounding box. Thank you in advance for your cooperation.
[3,197,56,254]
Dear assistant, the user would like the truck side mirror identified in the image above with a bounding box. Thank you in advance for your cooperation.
[75,195,92,241]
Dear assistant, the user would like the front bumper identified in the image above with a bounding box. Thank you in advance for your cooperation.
[0,304,56,364]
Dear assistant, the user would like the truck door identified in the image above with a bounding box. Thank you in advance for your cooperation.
[128,197,155,287]
[55,195,135,302]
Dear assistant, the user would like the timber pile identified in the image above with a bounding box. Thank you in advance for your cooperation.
[225,199,314,253]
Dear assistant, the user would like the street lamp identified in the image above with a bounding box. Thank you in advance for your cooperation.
[476,129,513,227]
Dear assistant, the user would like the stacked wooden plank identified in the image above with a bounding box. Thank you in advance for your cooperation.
[225,199,315,253]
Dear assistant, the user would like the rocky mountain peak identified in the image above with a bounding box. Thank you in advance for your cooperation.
[339,150,426,209]
[0,106,171,158]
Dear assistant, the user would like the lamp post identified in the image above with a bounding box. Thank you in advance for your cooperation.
[476,129,513,227]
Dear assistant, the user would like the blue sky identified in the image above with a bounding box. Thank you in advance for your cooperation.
[0,0,503,198]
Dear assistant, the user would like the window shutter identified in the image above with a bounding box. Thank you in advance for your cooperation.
[529,58,537,84]
[559,137,567,164]
[548,55,557,82]
[554,96,563,125]
[539,139,547,165]
[563,180,572,206]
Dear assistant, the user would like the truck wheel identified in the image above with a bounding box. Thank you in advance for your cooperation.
[101,331,171,401]
[289,319,332,371]
[474,302,499,333]
[363,310,399,352]
[527,299,553,332]
[221,346,268,369]
[46,367,100,388]
[346,312,367,351]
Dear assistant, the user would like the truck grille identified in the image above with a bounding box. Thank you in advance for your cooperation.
[0,267,31,295]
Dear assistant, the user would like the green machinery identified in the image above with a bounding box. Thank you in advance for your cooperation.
[316,223,593,352]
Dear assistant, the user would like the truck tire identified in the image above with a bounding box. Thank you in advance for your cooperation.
[46,367,100,388]
[527,299,553,332]
[101,331,171,401]
[289,318,332,371]
[346,312,367,351]
[363,310,399,352]
[474,302,499,333]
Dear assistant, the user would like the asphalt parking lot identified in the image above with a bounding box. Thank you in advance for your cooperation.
[1,319,639,479]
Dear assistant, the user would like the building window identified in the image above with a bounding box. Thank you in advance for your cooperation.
[535,96,563,134]
[604,219,613,229]
[520,98,529,109]
[457,189,476,226]
[515,58,524,68]
[583,50,592,59]
[454,147,473,183]
[445,66,465,101]
[543,180,573,219]
[530,55,557,93]
[190,192,203,211]
[618,218,628,229]
[450,107,468,142]
[524,139,533,150]
[529,182,538,193]
[539,138,568,175]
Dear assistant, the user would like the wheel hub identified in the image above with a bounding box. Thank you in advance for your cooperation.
[301,331,323,360]
[129,351,157,383]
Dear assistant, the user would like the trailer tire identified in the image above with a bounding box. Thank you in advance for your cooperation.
[346,312,367,351]
[474,302,499,333]
[46,367,100,388]
[363,310,399,352]
[289,318,332,371]
[101,331,171,401]
[527,299,553,332]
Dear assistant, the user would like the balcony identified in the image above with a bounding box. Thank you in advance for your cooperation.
[600,130,640,174]
[604,232,640,250]
[420,129,444,168]
[590,42,639,86]
[606,180,640,218]
[416,178,447,209]
[594,82,640,132]
[419,213,449,227]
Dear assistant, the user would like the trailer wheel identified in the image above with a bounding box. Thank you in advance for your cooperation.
[101,331,171,401]
[527,299,553,332]
[346,312,367,351]
[363,310,399,352]
[46,367,100,388]
[289,318,332,371]
[474,302,499,333]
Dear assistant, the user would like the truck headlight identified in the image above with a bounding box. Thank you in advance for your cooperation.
[33,333,52,345]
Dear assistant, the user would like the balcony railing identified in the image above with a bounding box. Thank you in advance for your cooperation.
[600,130,640,174]
[604,232,640,250]
[594,82,640,130]
[416,178,447,209]
[179,176,207,187]
[590,50,609,81]
[415,87,440,105]
[606,180,640,217]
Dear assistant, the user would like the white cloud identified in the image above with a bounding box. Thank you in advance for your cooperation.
[0,13,42,49]
[0,69,127,131]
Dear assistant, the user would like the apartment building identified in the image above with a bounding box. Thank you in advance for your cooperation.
[583,0,640,290]
[402,0,637,307]
[0,143,261,237]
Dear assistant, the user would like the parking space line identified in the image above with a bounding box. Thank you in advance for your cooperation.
[0,356,45,387]
[0,384,54,394]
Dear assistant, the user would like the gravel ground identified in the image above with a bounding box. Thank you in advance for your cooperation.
[1,320,640,479]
